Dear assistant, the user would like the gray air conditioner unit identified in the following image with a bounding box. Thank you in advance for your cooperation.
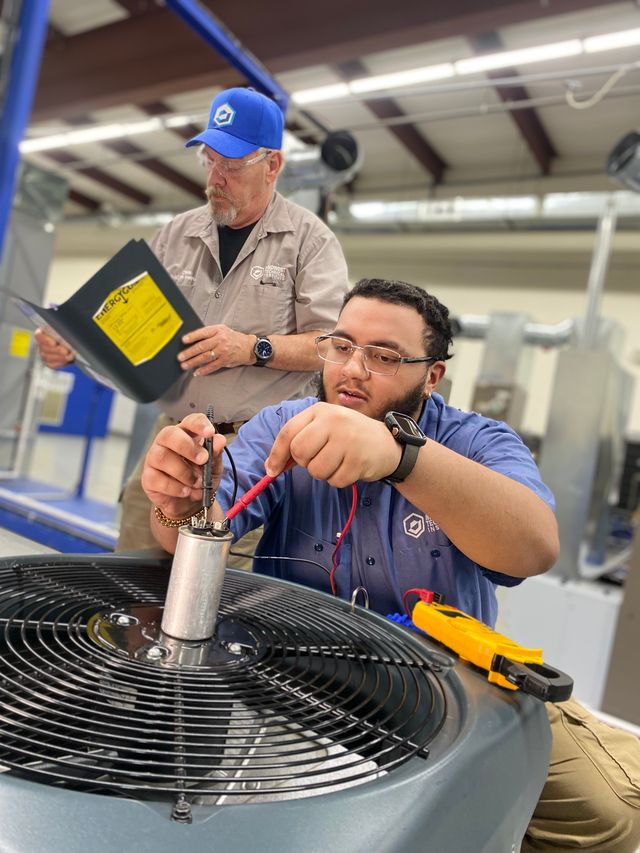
[0,552,550,852]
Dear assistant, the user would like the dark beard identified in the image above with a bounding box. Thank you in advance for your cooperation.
[316,371,427,421]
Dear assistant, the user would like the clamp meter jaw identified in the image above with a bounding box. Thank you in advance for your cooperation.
[411,599,573,703]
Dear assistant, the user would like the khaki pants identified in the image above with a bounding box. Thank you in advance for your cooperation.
[523,698,640,851]
[116,413,261,567]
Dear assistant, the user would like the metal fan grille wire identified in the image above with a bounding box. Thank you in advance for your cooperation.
[0,560,446,803]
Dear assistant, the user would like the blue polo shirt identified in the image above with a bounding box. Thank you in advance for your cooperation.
[217,394,555,627]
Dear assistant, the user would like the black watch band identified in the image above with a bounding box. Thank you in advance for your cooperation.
[383,442,422,485]
[382,410,427,485]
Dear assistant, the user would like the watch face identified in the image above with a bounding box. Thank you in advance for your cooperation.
[255,338,273,360]
[394,413,422,438]
[384,411,426,446]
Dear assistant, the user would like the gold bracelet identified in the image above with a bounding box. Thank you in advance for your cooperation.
[153,505,207,528]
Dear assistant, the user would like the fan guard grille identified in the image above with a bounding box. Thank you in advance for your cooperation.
[0,560,446,806]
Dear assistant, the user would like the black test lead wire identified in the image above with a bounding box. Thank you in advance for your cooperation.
[203,404,215,512]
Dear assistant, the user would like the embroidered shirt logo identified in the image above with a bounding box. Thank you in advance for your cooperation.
[403,513,440,539]
[176,269,195,284]
[250,265,286,282]
[403,513,425,539]
[213,103,235,127]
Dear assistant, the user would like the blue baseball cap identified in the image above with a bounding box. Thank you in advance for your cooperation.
[185,87,284,158]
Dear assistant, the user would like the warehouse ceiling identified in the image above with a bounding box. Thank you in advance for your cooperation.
[14,0,640,234]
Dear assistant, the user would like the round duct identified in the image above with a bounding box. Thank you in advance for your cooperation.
[607,130,640,192]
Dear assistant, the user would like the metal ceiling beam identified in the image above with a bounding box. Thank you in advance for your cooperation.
[336,59,447,184]
[285,120,319,146]
[62,114,203,200]
[40,21,155,213]
[470,32,556,175]
[43,150,152,205]
[112,0,158,15]
[68,188,102,211]
[163,0,288,111]
[98,139,203,199]
[33,0,623,122]
[140,101,202,142]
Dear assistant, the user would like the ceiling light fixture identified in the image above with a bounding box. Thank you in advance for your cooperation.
[583,26,640,53]
[20,113,203,154]
[20,117,165,153]
[292,26,640,105]
[163,114,198,128]
[291,83,351,105]
[349,63,455,94]
[455,39,583,75]
[348,191,640,224]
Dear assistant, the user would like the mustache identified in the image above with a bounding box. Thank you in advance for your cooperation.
[205,186,234,203]
[335,383,368,399]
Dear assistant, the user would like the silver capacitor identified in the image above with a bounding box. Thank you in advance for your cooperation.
[161,524,232,641]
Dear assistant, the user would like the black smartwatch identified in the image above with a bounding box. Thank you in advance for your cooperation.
[253,335,274,367]
[382,411,427,484]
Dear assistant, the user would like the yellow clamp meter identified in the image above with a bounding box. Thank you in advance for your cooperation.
[411,599,573,702]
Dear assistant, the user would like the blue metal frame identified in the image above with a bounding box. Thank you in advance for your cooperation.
[0,505,116,553]
[0,0,51,259]
[164,0,288,113]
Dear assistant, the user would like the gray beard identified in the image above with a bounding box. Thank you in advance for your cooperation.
[208,201,239,226]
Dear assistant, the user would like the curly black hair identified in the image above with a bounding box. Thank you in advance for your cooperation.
[343,278,453,361]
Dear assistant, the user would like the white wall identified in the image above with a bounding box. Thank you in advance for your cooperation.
[45,255,110,303]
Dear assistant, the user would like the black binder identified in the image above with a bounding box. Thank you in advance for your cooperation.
[15,239,202,403]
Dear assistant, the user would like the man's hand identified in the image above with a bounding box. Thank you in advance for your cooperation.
[34,328,75,369]
[266,403,402,487]
[142,413,227,520]
[178,324,255,375]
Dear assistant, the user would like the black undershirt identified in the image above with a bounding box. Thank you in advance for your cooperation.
[218,222,257,277]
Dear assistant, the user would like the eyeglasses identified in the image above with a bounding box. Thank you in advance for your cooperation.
[315,334,438,376]
[199,148,271,175]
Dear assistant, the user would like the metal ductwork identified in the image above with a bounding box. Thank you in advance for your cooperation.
[607,130,640,193]
[454,314,575,347]
[279,130,361,197]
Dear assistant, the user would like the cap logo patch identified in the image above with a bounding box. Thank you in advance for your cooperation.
[213,103,235,127]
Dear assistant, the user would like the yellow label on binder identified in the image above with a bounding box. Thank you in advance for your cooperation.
[92,272,182,366]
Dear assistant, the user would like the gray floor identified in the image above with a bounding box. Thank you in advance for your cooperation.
[0,526,62,557]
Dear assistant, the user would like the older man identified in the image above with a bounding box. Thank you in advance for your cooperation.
[36,87,349,551]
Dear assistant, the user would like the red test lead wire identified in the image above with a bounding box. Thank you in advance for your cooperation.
[328,484,358,595]
[225,458,295,521]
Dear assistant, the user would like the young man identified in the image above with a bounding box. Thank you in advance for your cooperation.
[35,86,349,552]
[142,278,640,851]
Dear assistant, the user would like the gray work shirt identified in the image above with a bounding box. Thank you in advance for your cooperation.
[153,192,349,422]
